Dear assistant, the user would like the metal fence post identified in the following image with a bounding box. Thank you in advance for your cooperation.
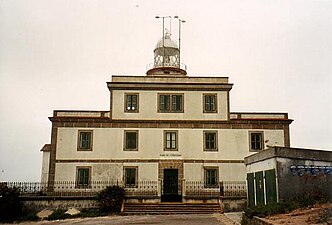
[158,179,162,198]
[182,178,186,202]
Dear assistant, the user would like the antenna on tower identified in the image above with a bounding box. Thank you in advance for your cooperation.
[147,16,187,75]
[174,16,186,68]
[155,16,172,67]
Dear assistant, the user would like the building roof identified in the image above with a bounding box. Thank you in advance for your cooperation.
[40,144,51,152]
[155,33,178,49]
[244,147,332,165]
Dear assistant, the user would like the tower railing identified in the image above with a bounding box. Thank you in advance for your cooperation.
[146,62,187,71]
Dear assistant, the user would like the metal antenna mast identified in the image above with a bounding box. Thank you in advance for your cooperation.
[174,16,185,68]
[155,16,171,67]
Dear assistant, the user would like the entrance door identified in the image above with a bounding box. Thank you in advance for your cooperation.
[265,169,277,205]
[162,169,181,202]
[255,171,265,206]
[247,173,255,207]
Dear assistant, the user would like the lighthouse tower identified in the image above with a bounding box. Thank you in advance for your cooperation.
[146,31,187,76]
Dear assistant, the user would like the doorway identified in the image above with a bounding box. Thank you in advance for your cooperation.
[162,169,181,202]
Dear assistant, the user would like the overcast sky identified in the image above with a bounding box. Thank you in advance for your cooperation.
[0,0,331,181]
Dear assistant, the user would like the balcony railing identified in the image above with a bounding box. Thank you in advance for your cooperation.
[1,180,246,198]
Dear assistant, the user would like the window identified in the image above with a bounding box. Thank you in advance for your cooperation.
[125,93,139,112]
[249,132,264,151]
[204,131,218,151]
[158,94,184,113]
[124,130,138,151]
[204,168,218,188]
[203,94,217,113]
[124,167,137,187]
[76,167,91,188]
[164,131,178,151]
[78,130,93,151]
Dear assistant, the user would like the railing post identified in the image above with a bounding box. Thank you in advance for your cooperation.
[182,178,186,202]
[157,179,162,199]
[220,181,224,197]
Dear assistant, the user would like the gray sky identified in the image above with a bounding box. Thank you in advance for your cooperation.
[0,0,331,181]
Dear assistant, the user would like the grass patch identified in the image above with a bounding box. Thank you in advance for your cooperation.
[243,196,329,219]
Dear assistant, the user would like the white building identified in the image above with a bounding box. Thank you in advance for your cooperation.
[41,31,292,202]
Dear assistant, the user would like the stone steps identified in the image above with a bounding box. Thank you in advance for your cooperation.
[123,203,221,215]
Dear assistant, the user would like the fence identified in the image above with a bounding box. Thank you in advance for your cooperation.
[1,180,246,198]
[185,181,246,198]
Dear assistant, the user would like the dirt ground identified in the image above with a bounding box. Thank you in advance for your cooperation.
[261,203,332,225]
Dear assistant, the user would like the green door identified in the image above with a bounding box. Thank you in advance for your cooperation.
[247,173,255,207]
[255,171,265,206]
[265,169,277,205]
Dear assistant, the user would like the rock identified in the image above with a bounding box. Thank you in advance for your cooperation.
[65,207,80,216]
[37,209,54,219]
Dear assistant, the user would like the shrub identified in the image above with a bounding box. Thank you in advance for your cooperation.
[47,209,72,220]
[96,185,125,213]
[0,184,22,221]
[243,194,329,219]
[79,208,108,218]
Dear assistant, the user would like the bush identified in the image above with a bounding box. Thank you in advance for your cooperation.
[47,209,72,220]
[0,184,22,221]
[96,185,125,213]
[79,208,108,218]
[243,195,329,219]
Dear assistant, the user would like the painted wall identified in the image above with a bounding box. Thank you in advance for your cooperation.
[184,163,246,181]
[41,151,50,183]
[54,162,158,182]
[111,90,229,121]
[56,128,285,160]
[245,158,277,174]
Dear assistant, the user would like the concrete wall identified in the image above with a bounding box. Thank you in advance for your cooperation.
[277,157,332,201]
[245,147,332,205]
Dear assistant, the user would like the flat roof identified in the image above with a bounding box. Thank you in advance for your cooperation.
[244,147,332,165]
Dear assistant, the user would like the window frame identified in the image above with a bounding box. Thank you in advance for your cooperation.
[203,93,218,113]
[249,131,264,151]
[204,167,219,188]
[124,93,139,113]
[158,93,184,113]
[76,166,91,189]
[203,131,218,151]
[124,166,138,188]
[77,130,93,151]
[164,130,178,151]
[124,130,139,151]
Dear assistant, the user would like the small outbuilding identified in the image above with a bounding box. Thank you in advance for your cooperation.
[244,147,332,207]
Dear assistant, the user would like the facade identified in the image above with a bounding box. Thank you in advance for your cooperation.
[244,147,332,207]
[40,31,292,202]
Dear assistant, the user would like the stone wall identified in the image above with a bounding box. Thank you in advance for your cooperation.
[21,196,99,210]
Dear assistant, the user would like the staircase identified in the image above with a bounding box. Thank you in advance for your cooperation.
[123,203,221,215]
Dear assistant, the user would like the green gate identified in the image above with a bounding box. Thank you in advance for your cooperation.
[255,171,265,206]
[247,173,255,207]
[265,169,277,205]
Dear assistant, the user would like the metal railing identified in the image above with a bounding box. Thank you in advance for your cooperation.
[185,181,220,197]
[1,180,246,198]
[185,181,247,198]
[220,181,247,197]
[125,181,158,197]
